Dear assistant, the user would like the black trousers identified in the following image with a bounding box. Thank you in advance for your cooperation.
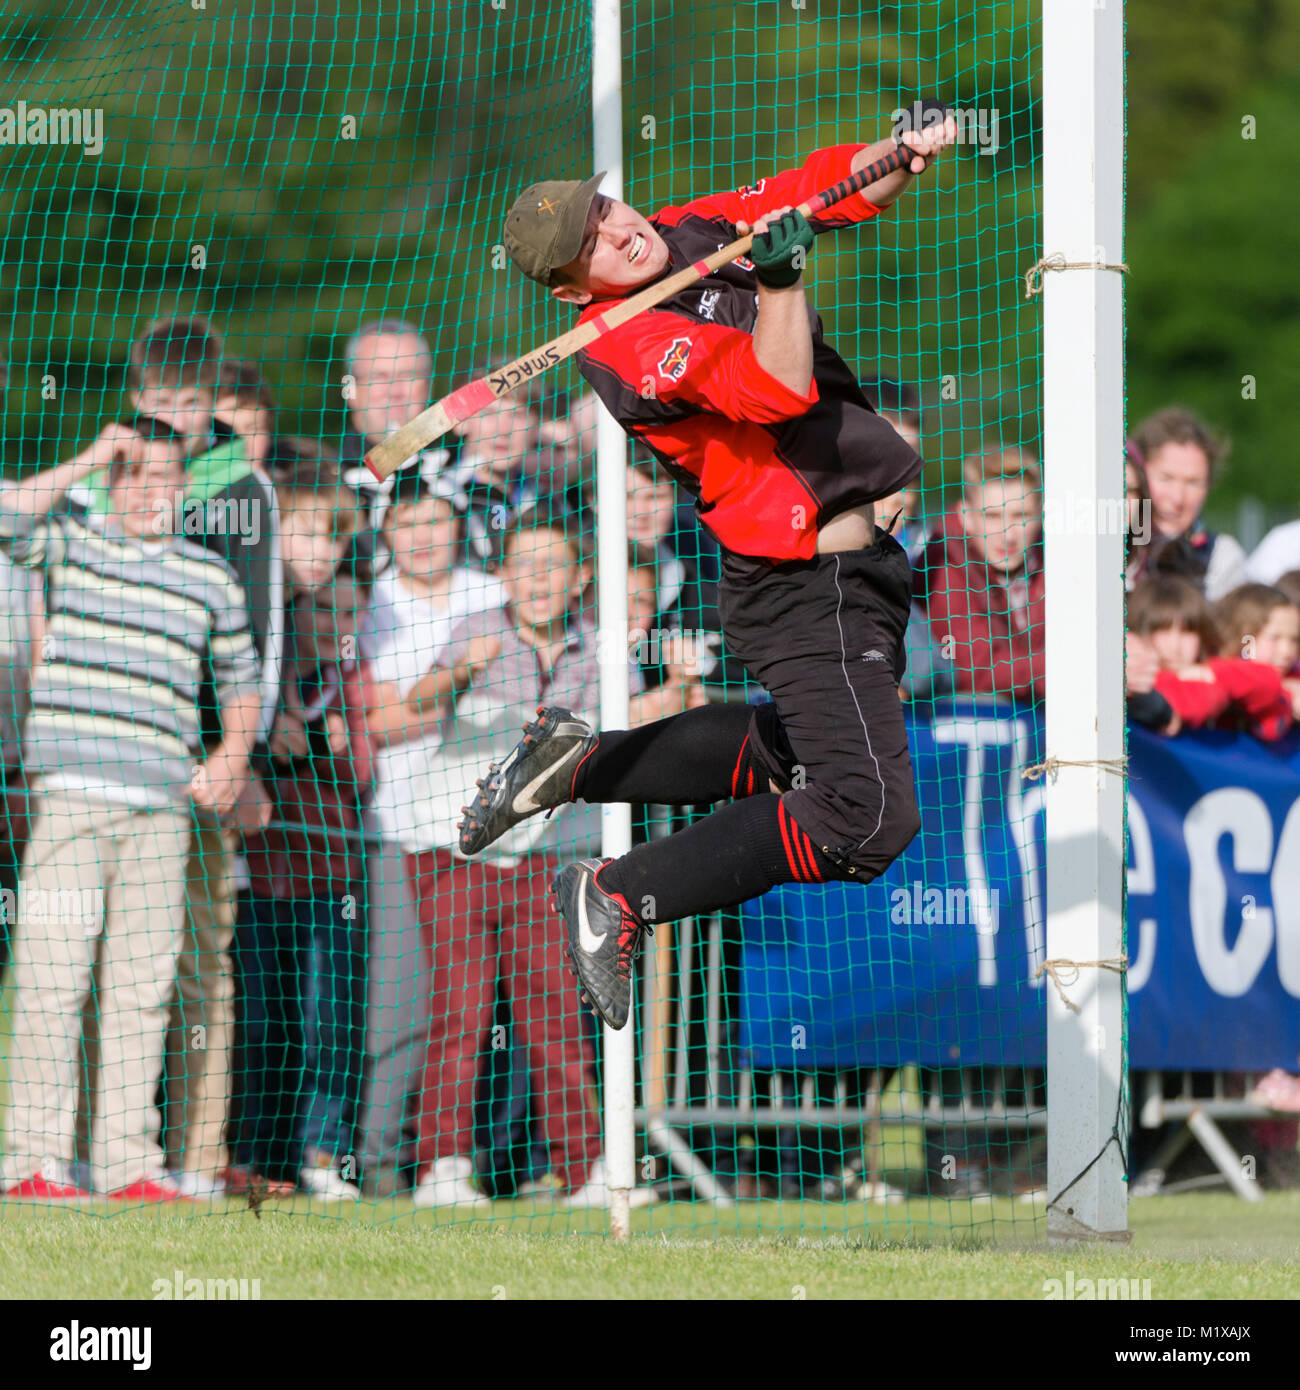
[578,530,922,919]
[717,531,921,878]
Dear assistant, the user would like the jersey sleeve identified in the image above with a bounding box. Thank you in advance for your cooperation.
[657,144,886,232]
[585,308,818,426]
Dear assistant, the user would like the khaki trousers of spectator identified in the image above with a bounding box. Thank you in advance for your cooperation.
[162,818,237,1176]
[0,787,189,1193]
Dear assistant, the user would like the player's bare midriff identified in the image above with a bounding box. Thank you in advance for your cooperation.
[815,502,875,554]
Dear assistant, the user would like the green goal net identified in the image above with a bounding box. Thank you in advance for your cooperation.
[0,0,1070,1245]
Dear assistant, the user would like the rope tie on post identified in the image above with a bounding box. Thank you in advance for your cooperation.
[1035,956,1129,1013]
[1023,251,1130,299]
[1021,755,1129,783]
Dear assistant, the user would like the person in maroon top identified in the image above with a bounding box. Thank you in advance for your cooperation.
[457,113,958,1030]
[916,445,1046,705]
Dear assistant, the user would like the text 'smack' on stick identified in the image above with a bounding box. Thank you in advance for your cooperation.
[363,140,917,480]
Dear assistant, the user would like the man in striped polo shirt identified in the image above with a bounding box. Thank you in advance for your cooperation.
[0,417,261,1201]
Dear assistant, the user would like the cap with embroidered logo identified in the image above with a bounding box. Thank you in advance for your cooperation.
[503,172,607,286]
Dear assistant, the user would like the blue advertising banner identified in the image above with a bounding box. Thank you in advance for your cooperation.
[739,702,1300,1072]
[1126,722,1300,1070]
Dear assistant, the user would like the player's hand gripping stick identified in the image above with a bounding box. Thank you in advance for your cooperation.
[748,209,816,289]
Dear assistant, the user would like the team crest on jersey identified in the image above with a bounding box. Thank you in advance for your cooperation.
[698,289,720,320]
[737,178,767,197]
[657,336,692,381]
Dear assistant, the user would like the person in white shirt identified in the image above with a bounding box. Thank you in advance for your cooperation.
[1246,519,1300,588]
[353,460,504,1193]
[363,467,506,850]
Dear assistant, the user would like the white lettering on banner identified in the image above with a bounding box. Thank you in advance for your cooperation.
[1270,798,1300,995]
[921,712,1299,1004]
[932,718,1012,987]
[1124,795,1158,993]
[1006,718,1047,981]
[1183,788,1275,998]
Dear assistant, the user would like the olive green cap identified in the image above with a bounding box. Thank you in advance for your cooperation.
[503,171,607,286]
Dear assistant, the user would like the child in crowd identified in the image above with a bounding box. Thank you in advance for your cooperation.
[354,458,506,1193]
[272,442,365,596]
[214,358,278,471]
[863,377,926,556]
[62,317,283,1194]
[625,546,710,714]
[404,500,662,1207]
[362,460,505,858]
[225,446,368,1198]
[0,420,260,1200]
[626,453,682,556]
[1225,582,1300,1113]
[623,450,740,692]
[70,321,278,617]
[627,453,720,627]
[856,379,954,703]
[120,320,284,700]
[1212,583,1300,722]
[915,445,1045,703]
[350,458,508,1195]
[1274,570,1300,611]
[234,579,374,1201]
[258,443,366,777]
[1125,577,1296,739]
[1206,583,1300,1138]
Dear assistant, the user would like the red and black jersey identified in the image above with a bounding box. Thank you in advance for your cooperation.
[574,144,923,567]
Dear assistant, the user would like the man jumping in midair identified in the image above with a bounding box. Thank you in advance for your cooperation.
[460,111,958,1029]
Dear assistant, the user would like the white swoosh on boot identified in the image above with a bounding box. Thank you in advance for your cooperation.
[577,874,608,954]
[511,742,583,816]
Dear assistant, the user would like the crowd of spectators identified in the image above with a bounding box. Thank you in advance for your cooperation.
[0,314,721,1207]
[0,315,1295,1206]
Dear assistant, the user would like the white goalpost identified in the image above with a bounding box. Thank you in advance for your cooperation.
[590,0,637,1242]
[1041,0,1129,1243]
[590,0,1130,1241]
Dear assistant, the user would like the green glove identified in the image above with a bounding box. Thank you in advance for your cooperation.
[750,209,814,288]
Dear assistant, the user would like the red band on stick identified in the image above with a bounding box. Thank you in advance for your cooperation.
[445,378,497,423]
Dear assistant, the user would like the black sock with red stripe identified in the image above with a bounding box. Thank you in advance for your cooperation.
[571,703,767,805]
[593,793,841,925]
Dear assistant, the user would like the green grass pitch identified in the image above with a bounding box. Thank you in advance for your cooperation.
[1,1192,1297,1299]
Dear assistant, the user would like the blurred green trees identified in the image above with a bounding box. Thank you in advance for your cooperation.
[0,0,1294,518]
